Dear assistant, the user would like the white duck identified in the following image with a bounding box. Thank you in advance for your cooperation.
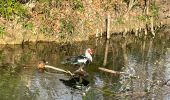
[62,48,93,71]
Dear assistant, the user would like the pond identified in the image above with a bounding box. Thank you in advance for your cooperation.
[0,32,170,100]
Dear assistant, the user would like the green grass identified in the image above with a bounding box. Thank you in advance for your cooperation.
[0,25,6,38]
[0,0,27,20]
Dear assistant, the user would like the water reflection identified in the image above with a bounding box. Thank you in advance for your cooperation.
[0,34,170,100]
[94,75,104,88]
[164,48,170,100]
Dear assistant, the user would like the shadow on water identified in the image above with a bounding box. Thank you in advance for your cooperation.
[0,31,170,99]
[59,77,89,89]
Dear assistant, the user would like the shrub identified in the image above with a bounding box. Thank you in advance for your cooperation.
[22,22,33,30]
[150,3,159,17]
[0,0,27,20]
[72,0,84,12]
[59,18,74,38]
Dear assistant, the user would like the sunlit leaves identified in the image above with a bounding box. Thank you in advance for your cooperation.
[0,0,27,20]
[59,18,74,38]
[150,3,159,17]
[23,22,33,30]
[72,0,84,12]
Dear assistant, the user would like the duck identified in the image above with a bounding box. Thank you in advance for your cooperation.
[61,48,93,71]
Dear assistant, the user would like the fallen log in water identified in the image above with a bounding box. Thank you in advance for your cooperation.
[98,67,126,75]
[37,60,74,75]
[44,65,74,76]
[45,65,88,77]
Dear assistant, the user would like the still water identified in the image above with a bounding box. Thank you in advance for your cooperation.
[0,33,170,100]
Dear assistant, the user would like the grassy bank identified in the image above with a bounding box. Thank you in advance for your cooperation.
[0,0,169,44]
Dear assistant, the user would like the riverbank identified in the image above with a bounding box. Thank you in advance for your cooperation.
[0,0,170,44]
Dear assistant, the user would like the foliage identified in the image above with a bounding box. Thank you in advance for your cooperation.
[40,26,54,35]
[150,3,159,17]
[137,15,148,21]
[123,0,138,8]
[20,52,32,63]
[42,6,50,18]
[0,25,6,38]
[114,17,125,25]
[59,18,74,39]
[0,51,6,65]
[56,0,64,8]
[38,0,51,3]
[101,1,111,11]
[136,15,152,24]
[22,22,33,30]
[0,0,27,20]
[38,0,64,8]
[72,0,84,12]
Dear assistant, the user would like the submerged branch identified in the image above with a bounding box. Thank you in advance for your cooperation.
[98,67,127,75]
[44,65,74,76]
[37,60,89,77]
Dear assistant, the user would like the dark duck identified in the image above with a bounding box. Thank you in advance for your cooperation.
[62,48,93,72]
